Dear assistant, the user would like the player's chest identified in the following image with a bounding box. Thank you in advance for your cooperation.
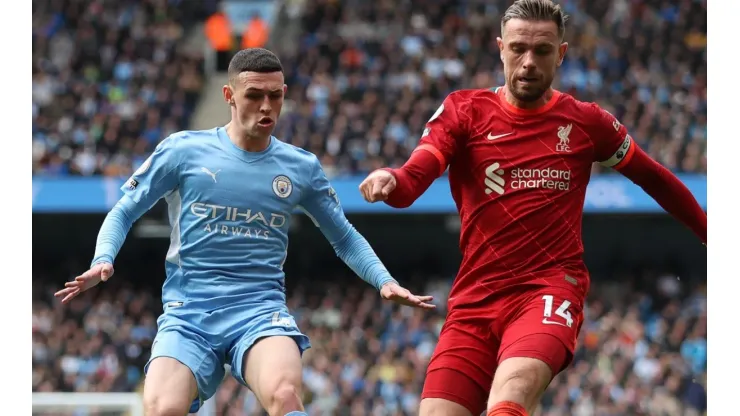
[464,116,594,171]
[179,155,304,212]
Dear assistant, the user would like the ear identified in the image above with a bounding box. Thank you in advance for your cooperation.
[283,84,288,95]
[496,37,505,53]
[496,37,505,61]
[222,84,235,105]
[557,42,568,67]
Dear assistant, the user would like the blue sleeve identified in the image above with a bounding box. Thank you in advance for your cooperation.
[91,195,149,266]
[299,158,397,290]
[121,135,180,208]
[92,136,180,267]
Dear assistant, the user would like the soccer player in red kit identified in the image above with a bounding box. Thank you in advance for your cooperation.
[359,1,707,415]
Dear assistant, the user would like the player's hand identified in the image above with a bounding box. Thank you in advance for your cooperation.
[54,262,114,304]
[359,169,397,203]
[380,282,435,309]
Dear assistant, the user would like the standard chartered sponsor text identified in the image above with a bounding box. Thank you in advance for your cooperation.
[510,167,572,190]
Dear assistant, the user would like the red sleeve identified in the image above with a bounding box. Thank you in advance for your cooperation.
[586,103,635,169]
[586,104,707,244]
[384,92,471,208]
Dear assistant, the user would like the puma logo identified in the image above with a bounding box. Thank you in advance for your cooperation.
[201,167,221,183]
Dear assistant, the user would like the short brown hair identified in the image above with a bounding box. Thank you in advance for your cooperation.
[228,48,283,84]
[501,0,569,39]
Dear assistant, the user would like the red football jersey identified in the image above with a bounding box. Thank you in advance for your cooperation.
[417,87,635,304]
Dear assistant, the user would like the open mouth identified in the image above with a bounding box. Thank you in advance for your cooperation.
[257,117,274,127]
[519,76,538,84]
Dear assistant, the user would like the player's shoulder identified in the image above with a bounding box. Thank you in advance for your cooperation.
[557,92,601,112]
[436,88,500,121]
[169,128,221,143]
[555,92,614,127]
[444,88,498,105]
[272,137,321,167]
[158,128,220,149]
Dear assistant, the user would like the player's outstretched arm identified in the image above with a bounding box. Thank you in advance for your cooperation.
[55,135,182,303]
[301,158,435,309]
[360,149,443,208]
[360,92,470,208]
[54,197,143,303]
[615,145,706,243]
[591,106,706,244]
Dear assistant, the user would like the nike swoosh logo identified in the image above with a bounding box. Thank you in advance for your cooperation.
[542,318,568,327]
[487,132,514,140]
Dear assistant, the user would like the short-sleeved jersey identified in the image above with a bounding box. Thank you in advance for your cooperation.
[417,87,635,303]
[123,127,349,310]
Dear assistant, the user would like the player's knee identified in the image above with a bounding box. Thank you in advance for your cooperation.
[265,382,302,416]
[489,358,552,412]
[143,393,191,416]
[419,398,474,416]
[493,370,538,404]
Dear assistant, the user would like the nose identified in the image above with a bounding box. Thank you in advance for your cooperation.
[522,50,537,70]
[259,96,272,114]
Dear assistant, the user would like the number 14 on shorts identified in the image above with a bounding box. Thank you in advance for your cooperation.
[541,295,573,328]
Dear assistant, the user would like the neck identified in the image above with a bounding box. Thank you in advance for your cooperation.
[503,86,554,110]
[225,122,270,152]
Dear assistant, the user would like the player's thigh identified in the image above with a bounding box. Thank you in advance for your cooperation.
[144,357,198,415]
[229,310,310,404]
[238,336,305,408]
[421,320,498,416]
[491,287,584,408]
[144,327,224,414]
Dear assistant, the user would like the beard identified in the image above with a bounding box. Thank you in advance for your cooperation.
[508,74,553,103]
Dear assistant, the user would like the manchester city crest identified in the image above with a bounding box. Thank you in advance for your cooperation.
[272,175,293,198]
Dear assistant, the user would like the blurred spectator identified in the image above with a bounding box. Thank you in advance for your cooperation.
[206,5,235,71]
[241,13,270,50]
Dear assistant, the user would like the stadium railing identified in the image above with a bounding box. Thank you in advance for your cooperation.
[32,392,144,416]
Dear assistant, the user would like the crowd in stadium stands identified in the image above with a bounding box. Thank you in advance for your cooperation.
[275,0,707,176]
[32,0,211,176]
[32,0,706,178]
[33,270,707,415]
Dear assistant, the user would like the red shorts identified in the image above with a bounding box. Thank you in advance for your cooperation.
[422,275,586,415]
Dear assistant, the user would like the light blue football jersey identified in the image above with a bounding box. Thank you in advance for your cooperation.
[91,127,395,411]
[96,127,393,311]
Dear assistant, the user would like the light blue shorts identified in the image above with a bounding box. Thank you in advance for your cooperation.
[145,303,310,413]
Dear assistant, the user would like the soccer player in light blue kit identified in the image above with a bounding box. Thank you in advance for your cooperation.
[55,48,434,416]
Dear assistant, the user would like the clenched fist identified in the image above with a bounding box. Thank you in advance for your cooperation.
[359,169,397,203]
